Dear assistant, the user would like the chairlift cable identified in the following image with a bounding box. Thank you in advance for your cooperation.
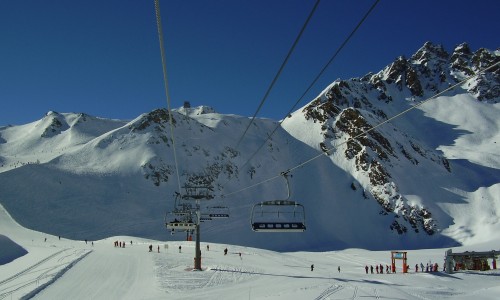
[221,0,380,191]
[234,0,321,149]
[224,60,500,198]
[154,0,182,196]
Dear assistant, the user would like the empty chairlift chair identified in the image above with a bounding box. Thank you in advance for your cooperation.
[250,172,306,232]
[251,200,306,232]
[207,205,230,219]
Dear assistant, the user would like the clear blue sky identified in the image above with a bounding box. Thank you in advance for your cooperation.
[1,0,498,126]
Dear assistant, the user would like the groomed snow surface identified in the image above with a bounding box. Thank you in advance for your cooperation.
[1,205,499,300]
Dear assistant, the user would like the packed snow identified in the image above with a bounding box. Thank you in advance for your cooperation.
[1,204,499,300]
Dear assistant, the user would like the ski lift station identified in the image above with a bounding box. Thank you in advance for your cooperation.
[444,249,498,274]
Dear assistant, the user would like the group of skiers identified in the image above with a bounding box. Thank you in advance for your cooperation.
[114,241,128,248]
[128,243,246,261]
[363,262,440,274]
[365,264,391,274]
[415,262,439,272]
[148,244,162,253]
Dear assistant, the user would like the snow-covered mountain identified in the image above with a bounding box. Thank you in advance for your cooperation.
[1,42,499,251]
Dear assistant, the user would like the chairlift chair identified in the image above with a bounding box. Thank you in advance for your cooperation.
[199,213,213,222]
[165,210,196,233]
[250,172,306,232]
[207,205,230,219]
[250,200,306,232]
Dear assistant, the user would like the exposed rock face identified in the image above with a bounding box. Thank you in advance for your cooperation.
[40,111,69,138]
[297,42,498,236]
[131,109,239,189]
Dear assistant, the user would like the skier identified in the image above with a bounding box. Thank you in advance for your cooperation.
[379,264,383,274]
[224,248,228,255]
[338,266,341,273]
[207,244,210,251]
[311,264,314,271]
[365,265,368,274]
[376,265,379,274]
[157,245,160,253]
[179,245,182,253]
[149,244,153,252]
[415,264,419,272]
[370,265,374,274]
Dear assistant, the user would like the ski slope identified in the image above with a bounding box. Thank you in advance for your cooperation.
[1,204,499,300]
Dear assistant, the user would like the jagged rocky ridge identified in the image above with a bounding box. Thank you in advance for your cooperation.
[290,42,499,236]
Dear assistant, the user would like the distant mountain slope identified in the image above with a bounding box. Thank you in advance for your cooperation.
[0,42,498,251]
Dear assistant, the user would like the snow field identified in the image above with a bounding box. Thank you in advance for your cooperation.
[2,227,499,299]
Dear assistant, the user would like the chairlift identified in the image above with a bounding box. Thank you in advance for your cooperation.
[250,172,306,232]
[165,210,196,233]
[250,200,306,232]
[199,213,213,222]
[207,205,230,219]
[182,185,215,200]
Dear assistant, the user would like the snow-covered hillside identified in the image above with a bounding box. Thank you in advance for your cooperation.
[0,42,499,252]
[1,204,499,300]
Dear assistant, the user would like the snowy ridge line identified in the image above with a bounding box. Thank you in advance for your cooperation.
[0,248,69,287]
[287,60,500,173]
[223,59,500,198]
[19,250,92,300]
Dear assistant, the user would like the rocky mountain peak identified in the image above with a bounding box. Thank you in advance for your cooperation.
[291,42,498,237]
[129,108,176,132]
[411,41,449,64]
[177,105,216,117]
[39,111,68,138]
[452,42,472,58]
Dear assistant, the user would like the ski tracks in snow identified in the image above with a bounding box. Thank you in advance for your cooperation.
[155,261,256,293]
[314,284,384,300]
[313,284,345,300]
[0,248,90,299]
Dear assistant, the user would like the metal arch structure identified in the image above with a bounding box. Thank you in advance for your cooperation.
[250,172,306,232]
